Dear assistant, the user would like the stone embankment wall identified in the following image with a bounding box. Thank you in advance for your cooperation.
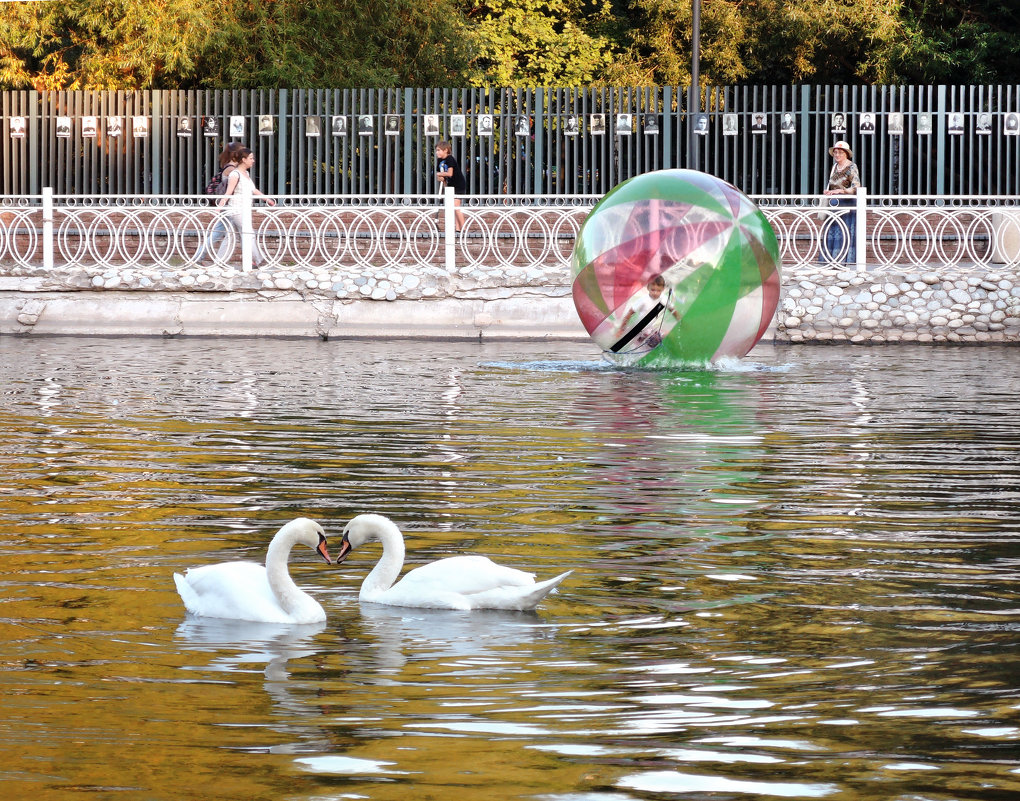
[1,260,1019,342]
[779,268,1020,343]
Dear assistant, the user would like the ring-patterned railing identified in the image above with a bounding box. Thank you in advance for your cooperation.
[1,191,1018,277]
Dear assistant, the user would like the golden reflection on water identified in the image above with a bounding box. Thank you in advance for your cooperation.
[1,338,1019,800]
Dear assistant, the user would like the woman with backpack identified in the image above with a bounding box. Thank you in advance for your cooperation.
[216,147,276,270]
[192,142,243,265]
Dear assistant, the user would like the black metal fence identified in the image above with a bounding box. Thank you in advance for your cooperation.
[2,85,1019,197]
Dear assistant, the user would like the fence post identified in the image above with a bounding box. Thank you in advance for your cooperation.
[42,186,53,271]
[855,185,867,272]
[241,224,253,273]
[444,185,455,271]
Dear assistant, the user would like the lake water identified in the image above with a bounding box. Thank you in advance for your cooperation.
[1,336,1018,801]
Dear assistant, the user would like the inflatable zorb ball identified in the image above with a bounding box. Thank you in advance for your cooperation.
[571,169,781,366]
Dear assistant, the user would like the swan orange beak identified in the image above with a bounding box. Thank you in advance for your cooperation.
[335,533,352,565]
[315,535,332,565]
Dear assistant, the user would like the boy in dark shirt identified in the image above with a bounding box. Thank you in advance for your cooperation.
[435,140,466,232]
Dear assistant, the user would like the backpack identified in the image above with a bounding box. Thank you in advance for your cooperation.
[204,164,235,195]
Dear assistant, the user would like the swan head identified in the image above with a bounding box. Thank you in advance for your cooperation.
[280,517,332,564]
[335,513,398,564]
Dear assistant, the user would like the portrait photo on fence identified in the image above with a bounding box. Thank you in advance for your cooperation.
[203,117,219,137]
[694,113,709,135]
[976,113,992,134]
[229,115,245,138]
[590,114,605,134]
[449,115,465,137]
[384,114,401,136]
[132,116,148,138]
[751,113,767,133]
[107,116,122,137]
[723,113,738,135]
[1005,112,1020,135]
[477,114,493,135]
[259,115,274,137]
[82,116,97,138]
[831,113,846,133]
[306,116,321,137]
[616,113,632,135]
[331,115,347,136]
[643,114,660,135]
[859,113,875,133]
[948,113,964,134]
[423,114,440,136]
[780,112,795,133]
[9,115,26,138]
[358,115,373,136]
[917,113,933,134]
[177,117,193,137]
[56,116,71,138]
[564,115,579,136]
[515,115,530,136]
[888,112,904,135]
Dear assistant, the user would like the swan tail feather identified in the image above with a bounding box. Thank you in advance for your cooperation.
[504,570,572,611]
[173,572,202,616]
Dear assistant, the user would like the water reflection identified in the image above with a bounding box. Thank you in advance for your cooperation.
[175,618,327,680]
[355,603,544,672]
[0,338,1018,801]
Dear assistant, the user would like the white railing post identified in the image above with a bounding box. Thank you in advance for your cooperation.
[855,186,867,272]
[444,185,455,271]
[42,187,54,271]
[241,224,253,273]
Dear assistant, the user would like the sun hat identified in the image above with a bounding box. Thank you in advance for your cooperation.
[829,140,853,159]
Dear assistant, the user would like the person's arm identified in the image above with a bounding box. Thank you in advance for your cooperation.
[216,171,240,207]
[251,185,276,206]
[840,165,862,195]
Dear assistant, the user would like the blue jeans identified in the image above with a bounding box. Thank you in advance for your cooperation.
[193,215,265,266]
[820,198,856,264]
[193,217,229,263]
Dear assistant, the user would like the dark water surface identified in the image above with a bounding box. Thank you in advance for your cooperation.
[0,337,1018,801]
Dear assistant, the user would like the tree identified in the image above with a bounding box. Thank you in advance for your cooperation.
[461,0,617,86]
[736,0,903,84]
[602,0,746,86]
[0,0,218,89]
[199,0,474,88]
[882,0,1020,83]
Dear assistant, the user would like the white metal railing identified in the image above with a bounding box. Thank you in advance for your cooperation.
[2,190,1019,276]
[0,190,589,275]
[754,190,1020,271]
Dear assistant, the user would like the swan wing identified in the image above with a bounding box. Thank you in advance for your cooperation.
[462,570,572,611]
[174,562,295,624]
[365,557,569,611]
[398,555,535,594]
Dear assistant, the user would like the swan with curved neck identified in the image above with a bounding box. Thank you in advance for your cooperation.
[335,514,571,611]
[174,518,332,624]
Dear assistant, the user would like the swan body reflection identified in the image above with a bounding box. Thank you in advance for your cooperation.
[174,518,332,624]
[336,514,571,611]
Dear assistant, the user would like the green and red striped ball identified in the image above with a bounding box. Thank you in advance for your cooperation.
[571,169,781,365]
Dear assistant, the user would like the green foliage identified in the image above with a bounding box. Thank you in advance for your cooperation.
[0,0,1017,89]
[882,0,1020,83]
[462,0,616,86]
[736,0,903,83]
[602,0,746,86]
[198,0,473,88]
[0,0,217,89]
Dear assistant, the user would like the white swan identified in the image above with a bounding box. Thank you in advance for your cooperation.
[335,513,571,611]
[174,518,332,624]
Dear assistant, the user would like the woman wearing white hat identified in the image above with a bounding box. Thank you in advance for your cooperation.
[820,140,861,264]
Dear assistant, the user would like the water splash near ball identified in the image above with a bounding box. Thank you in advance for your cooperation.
[571,169,781,366]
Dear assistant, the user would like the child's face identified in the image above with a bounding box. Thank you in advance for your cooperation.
[648,282,664,299]
[436,147,449,158]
